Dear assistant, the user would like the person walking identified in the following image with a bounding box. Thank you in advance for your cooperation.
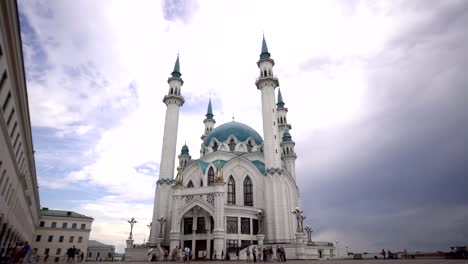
[252,247,257,263]
[246,246,251,263]
[257,247,262,262]
[10,242,24,264]
[20,241,30,264]
[381,249,386,259]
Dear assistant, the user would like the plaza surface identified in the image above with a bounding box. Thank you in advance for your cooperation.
[83,260,468,264]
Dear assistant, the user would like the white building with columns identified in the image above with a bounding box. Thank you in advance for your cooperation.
[125,37,334,261]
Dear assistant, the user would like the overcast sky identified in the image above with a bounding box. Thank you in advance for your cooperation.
[18,0,468,253]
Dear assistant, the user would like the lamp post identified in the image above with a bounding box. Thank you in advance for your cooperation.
[147,222,152,242]
[336,240,339,258]
[128,217,137,240]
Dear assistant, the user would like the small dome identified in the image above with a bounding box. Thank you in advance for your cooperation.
[181,144,189,155]
[282,130,292,142]
[203,121,263,146]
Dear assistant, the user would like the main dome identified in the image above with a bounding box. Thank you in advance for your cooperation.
[203,121,263,146]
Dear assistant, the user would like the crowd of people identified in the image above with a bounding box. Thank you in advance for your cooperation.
[6,241,31,264]
[164,245,286,262]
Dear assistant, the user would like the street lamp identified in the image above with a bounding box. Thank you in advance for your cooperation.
[128,217,137,240]
[335,240,339,258]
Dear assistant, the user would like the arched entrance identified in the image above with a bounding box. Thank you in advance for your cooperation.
[179,205,215,260]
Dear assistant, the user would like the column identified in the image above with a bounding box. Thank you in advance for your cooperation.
[212,183,225,256]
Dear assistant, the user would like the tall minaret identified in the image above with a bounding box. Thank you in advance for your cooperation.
[159,55,185,180]
[150,55,185,246]
[276,88,291,138]
[255,35,282,170]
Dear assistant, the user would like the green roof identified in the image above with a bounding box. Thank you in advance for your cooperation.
[171,54,181,78]
[203,121,263,146]
[277,88,285,108]
[206,98,214,119]
[260,35,271,59]
[40,208,93,219]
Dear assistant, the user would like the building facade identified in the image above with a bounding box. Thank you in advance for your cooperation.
[0,0,41,256]
[130,37,334,260]
[86,240,115,262]
[31,208,93,261]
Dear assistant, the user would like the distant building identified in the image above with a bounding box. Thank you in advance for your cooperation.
[31,208,93,261]
[87,240,115,261]
[0,0,41,256]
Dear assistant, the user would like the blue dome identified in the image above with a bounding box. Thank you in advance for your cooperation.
[203,121,263,146]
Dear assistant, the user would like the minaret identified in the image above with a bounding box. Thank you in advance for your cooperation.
[276,88,291,138]
[255,36,291,242]
[201,98,216,140]
[159,55,185,180]
[150,55,185,246]
[178,143,191,170]
[255,35,282,170]
[280,130,297,180]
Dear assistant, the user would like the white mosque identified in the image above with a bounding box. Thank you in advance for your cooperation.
[125,37,334,261]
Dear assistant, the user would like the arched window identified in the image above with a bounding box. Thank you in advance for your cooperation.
[227,176,236,205]
[212,141,218,151]
[244,176,253,206]
[247,140,253,153]
[208,167,215,186]
[200,178,203,187]
[264,70,267,77]
[229,139,236,152]
[187,180,194,188]
[170,88,173,94]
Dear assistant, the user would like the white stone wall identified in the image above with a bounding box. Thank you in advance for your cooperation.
[0,1,41,253]
[31,216,92,259]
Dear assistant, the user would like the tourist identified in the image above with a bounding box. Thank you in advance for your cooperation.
[252,247,257,263]
[80,252,84,262]
[221,250,224,260]
[276,247,281,262]
[202,250,206,262]
[44,252,49,263]
[177,247,182,262]
[10,242,24,264]
[381,249,386,259]
[257,247,262,262]
[184,247,190,263]
[20,241,30,264]
[213,250,217,260]
[280,247,286,262]
[246,246,251,262]
[164,249,169,261]
[236,248,240,261]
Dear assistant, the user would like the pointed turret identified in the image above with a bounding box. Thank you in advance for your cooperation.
[277,88,285,108]
[171,55,181,78]
[206,98,214,120]
[260,35,271,59]
[201,98,216,147]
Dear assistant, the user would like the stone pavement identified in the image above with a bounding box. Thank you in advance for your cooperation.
[84,260,468,264]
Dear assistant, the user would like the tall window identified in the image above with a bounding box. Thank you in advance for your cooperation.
[196,217,206,234]
[72,223,77,229]
[253,219,259,235]
[62,223,67,228]
[187,180,194,188]
[81,224,86,229]
[212,141,218,151]
[227,176,236,205]
[59,236,64,243]
[69,236,74,243]
[226,217,238,234]
[229,139,236,152]
[183,218,193,235]
[200,178,203,187]
[48,235,53,242]
[208,167,214,186]
[244,176,253,206]
[241,218,250,234]
[51,222,57,228]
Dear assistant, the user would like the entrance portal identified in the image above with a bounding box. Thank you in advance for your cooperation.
[195,240,207,259]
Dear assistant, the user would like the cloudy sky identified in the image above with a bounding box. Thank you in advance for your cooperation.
[18,0,468,254]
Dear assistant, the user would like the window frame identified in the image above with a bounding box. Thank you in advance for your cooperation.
[227,176,236,205]
[243,176,253,206]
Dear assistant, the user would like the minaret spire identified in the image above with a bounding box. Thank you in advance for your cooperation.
[206,98,213,119]
[260,35,271,59]
[171,54,181,78]
[201,98,216,146]
[277,88,284,108]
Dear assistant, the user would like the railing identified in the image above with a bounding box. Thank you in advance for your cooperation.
[307,241,334,247]
[264,239,296,245]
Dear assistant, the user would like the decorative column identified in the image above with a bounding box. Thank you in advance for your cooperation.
[212,167,226,256]
[169,186,184,257]
[126,218,137,248]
